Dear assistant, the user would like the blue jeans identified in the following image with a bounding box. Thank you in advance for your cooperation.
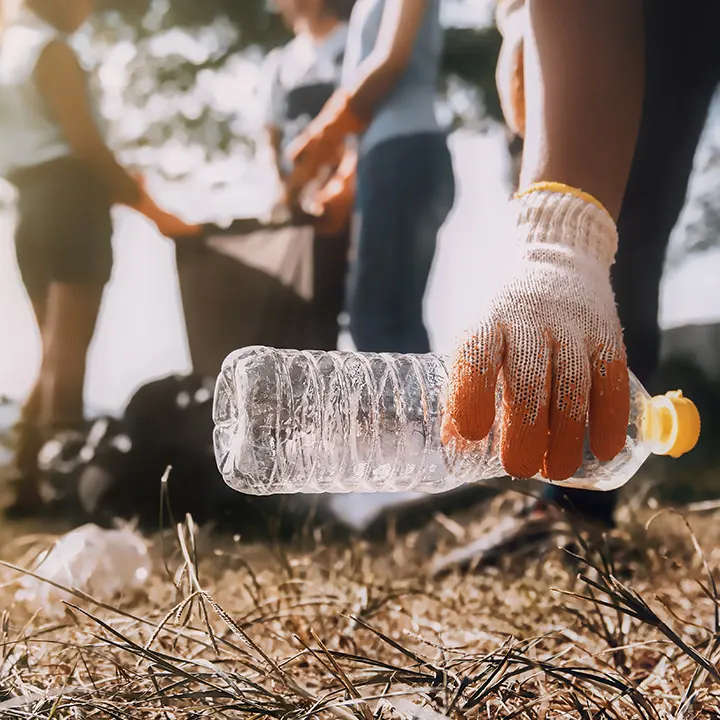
[348,132,455,353]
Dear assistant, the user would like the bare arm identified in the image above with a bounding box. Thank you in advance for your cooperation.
[285,2,428,188]
[346,0,428,120]
[35,40,139,205]
[520,0,644,219]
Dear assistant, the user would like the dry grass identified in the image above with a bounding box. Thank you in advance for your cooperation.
[1,495,720,719]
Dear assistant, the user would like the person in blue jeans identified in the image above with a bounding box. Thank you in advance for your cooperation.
[286,0,455,354]
[490,0,720,529]
[428,0,720,573]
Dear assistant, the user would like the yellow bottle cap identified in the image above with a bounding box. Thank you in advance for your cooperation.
[644,390,701,459]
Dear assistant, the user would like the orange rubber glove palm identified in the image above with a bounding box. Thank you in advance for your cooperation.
[286,89,368,190]
[443,185,630,482]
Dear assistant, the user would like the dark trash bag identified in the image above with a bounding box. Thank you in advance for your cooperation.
[175,218,340,377]
[62,374,327,535]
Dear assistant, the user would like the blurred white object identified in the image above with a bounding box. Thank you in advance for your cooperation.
[16,524,151,617]
[387,698,450,720]
[260,199,292,226]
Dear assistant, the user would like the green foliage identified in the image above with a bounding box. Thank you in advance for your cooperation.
[95,0,503,154]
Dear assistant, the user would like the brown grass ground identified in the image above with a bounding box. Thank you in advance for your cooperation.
[1,493,720,719]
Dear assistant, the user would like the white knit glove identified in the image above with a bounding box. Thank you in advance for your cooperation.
[444,186,630,481]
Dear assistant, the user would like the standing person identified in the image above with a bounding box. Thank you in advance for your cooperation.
[439,0,720,563]
[262,0,356,351]
[0,0,199,516]
[287,0,456,354]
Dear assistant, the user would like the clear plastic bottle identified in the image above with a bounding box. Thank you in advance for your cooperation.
[213,346,701,496]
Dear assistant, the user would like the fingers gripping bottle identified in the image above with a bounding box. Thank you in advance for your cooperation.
[212,346,700,496]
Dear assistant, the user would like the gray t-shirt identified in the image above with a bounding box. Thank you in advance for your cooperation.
[261,24,348,176]
[342,0,443,155]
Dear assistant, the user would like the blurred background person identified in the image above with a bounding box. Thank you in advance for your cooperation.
[262,0,356,351]
[288,0,456,354]
[0,0,199,516]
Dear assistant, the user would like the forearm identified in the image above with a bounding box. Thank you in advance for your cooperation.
[345,54,403,122]
[519,0,644,220]
[75,145,139,205]
[345,0,428,121]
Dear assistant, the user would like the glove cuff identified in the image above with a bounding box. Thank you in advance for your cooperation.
[514,183,618,267]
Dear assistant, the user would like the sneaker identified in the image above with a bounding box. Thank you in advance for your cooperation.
[3,423,86,520]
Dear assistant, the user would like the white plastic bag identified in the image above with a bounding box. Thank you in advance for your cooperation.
[16,524,151,617]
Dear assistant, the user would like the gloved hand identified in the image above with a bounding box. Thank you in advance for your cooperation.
[495,0,526,137]
[443,185,630,481]
[304,170,355,237]
[303,148,357,237]
[128,176,202,238]
[286,89,368,190]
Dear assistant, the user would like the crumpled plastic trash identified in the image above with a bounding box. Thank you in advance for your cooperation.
[15,524,152,617]
[386,698,450,720]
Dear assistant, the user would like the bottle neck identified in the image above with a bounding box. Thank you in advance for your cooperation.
[642,391,700,459]
[643,398,677,456]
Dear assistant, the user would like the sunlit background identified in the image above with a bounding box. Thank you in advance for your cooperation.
[0,0,719,415]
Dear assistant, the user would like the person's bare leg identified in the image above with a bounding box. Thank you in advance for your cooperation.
[38,282,104,431]
[9,295,49,514]
[520,0,644,220]
[9,284,103,515]
[19,295,48,427]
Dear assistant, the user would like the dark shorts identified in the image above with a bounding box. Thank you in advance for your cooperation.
[11,156,114,299]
